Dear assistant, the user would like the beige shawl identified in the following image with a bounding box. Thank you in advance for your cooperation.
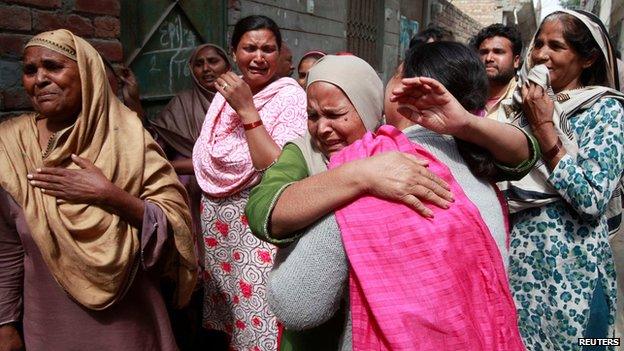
[291,55,384,174]
[0,29,197,310]
[149,44,231,157]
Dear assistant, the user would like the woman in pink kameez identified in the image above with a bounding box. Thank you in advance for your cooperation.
[192,15,307,350]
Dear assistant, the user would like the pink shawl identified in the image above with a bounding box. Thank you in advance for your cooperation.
[329,125,524,351]
[193,77,307,197]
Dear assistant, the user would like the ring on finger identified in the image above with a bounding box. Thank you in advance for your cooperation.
[222,83,230,90]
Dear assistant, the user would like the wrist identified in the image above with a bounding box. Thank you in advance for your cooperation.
[98,183,118,206]
[238,106,259,122]
[542,138,563,162]
[345,160,369,195]
[454,110,477,141]
[532,119,556,135]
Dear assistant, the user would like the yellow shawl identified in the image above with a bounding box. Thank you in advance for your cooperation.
[0,29,197,310]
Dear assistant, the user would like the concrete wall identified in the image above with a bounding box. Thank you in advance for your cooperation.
[229,0,404,82]
[229,0,347,72]
[0,0,122,119]
[382,0,401,82]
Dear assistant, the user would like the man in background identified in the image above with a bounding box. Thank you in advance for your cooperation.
[471,24,522,119]
[276,43,294,78]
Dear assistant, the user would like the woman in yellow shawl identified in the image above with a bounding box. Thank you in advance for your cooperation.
[0,29,196,350]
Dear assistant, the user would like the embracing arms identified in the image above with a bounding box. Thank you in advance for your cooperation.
[246,144,453,242]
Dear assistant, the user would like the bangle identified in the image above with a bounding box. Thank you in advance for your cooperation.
[243,120,263,130]
[254,159,277,172]
[542,138,563,161]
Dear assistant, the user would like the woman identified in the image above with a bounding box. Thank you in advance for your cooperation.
[296,50,325,87]
[150,44,231,253]
[0,30,197,350]
[191,16,308,350]
[149,42,231,350]
[246,53,533,349]
[498,10,624,349]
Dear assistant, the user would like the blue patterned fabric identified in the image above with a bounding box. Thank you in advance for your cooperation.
[509,98,624,350]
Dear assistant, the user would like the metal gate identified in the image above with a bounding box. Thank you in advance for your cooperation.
[346,0,384,70]
[120,0,227,119]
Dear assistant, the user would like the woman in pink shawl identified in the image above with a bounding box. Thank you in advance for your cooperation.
[191,15,307,350]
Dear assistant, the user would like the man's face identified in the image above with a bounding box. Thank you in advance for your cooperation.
[478,36,520,85]
[277,44,294,77]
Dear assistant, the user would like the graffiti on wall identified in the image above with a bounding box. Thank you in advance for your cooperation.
[399,15,419,60]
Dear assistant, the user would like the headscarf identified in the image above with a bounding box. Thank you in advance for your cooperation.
[497,10,624,214]
[192,76,308,197]
[298,50,325,66]
[149,44,231,157]
[291,54,384,175]
[0,29,197,310]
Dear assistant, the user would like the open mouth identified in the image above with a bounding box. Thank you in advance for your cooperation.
[248,67,268,75]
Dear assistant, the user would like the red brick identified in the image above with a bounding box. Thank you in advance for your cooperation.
[2,89,32,110]
[0,5,32,31]
[94,16,120,38]
[0,33,31,57]
[5,0,61,9]
[75,0,120,16]
[33,11,94,37]
[32,10,65,32]
[66,14,94,37]
[90,39,123,62]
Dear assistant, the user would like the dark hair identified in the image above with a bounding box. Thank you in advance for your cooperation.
[541,11,616,89]
[298,51,325,70]
[470,23,523,57]
[404,41,487,112]
[403,41,499,179]
[409,25,454,49]
[231,15,282,51]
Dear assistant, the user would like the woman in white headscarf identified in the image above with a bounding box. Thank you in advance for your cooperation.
[497,9,624,349]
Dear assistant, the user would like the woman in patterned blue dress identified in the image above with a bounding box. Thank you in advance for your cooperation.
[503,10,624,350]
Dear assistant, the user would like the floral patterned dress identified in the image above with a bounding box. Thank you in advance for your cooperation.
[509,97,624,350]
[201,188,278,351]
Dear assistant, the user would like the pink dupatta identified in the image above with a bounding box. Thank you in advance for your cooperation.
[329,125,524,350]
[193,77,307,197]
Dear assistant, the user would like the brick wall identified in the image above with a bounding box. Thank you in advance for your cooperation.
[431,0,483,44]
[448,0,503,27]
[0,0,122,119]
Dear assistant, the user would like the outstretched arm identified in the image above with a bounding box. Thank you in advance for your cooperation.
[390,76,530,166]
